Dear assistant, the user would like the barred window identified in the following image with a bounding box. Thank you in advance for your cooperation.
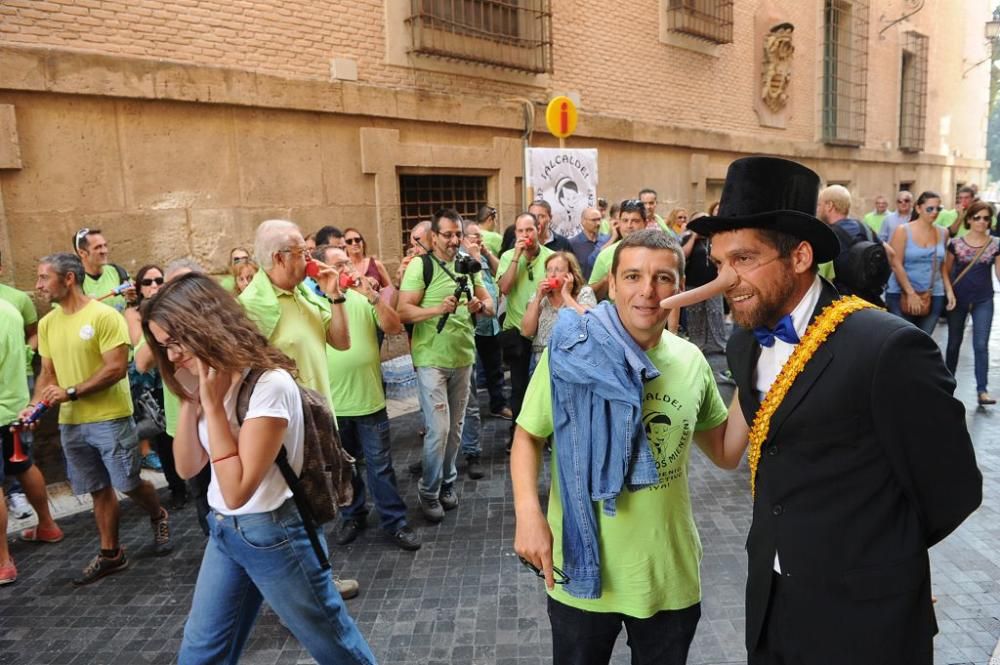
[407,0,552,74]
[399,174,489,248]
[821,0,869,146]
[899,31,929,153]
[666,0,733,44]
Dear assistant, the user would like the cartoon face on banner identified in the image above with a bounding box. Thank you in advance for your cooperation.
[527,148,599,238]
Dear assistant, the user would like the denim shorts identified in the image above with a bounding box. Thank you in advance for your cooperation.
[60,417,142,495]
[0,425,34,484]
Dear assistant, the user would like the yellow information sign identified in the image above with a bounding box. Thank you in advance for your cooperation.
[545,96,578,139]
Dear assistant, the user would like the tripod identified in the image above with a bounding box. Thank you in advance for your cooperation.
[436,275,474,333]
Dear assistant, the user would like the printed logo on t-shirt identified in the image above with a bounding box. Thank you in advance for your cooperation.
[642,391,693,490]
[79,324,95,341]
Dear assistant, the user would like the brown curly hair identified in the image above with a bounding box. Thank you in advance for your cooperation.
[140,272,297,400]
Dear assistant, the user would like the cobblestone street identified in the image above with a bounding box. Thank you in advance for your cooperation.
[2,322,999,665]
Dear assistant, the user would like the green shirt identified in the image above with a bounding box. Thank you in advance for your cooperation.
[327,290,385,417]
[481,229,503,257]
[862,211,887,234]
[517,335,728,617]
[588,240,620,287]
[164,384,179,437]
[0,283,38,377]
[38,300,133,425]
[495,246,553,332]
[83,264,128,313]
[935,209,967,238]
[401,255,484,368]
[0,300,29,426]
[218,274,237,294]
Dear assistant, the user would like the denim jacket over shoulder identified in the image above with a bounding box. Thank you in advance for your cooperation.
[548,302,660,598]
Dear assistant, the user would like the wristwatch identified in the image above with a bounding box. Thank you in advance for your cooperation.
[67,386,79,401]
[329,295,347,305]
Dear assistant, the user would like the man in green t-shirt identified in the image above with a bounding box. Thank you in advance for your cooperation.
[639,187,672,236]
[495,212,554,446]
[26,252,170,586]
[511,230,745,665]
[936,186,977,239]
[862,194,889,234]
[589,199,651,300]
[477,205,504,257]
[315,246,420,552]
[72,228,134,313]
[397,209,493,523]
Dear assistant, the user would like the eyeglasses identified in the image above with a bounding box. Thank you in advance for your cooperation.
[344,237,364,246]
[232,256,250,265]
[158,339,186,356]
[465,233,481,239]
[970,214,992,222]
[74,228,91,252]
[278,246,309,257]
[140,277,164,286]
[718,252,785,275]
[519,556,570,585]
[897,199,912,204]
[923,206,941,213]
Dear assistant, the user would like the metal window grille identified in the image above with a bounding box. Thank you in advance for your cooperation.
[407,0,553,73]
[821,0,869,146]
[399,174,489,248]
[666,0,734,44]
[899,31,929,153]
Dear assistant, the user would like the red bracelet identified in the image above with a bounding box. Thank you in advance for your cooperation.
[211,451,239,464]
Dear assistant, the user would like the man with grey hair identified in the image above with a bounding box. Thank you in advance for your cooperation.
[240,219,350,411]
[877,191,914,243]
[23,252,171,585]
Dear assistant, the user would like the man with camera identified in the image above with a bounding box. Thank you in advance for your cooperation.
[72,228,135,313]
[397,209,494,523]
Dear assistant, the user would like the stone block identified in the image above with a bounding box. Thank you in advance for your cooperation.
[232,108,325,207]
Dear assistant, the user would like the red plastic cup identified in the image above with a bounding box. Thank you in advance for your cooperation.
[524,238,535,250]
[305,261,321,278]
[339,272,360,289]
[544,277,562,290]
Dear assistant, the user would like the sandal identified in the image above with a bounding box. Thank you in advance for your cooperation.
[978,392,996,406]
[20,525,65,544]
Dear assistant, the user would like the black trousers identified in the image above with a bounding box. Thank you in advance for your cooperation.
[547,596,701,665]
[499,328,532,428]
[475,333,508,413]
[152,432,186,496]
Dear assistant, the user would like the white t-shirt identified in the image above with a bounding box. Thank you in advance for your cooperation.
[197,369,305,516]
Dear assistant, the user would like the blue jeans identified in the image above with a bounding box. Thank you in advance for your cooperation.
[415,365,472,499]
[178,500,376,665]
[461,369,481,458]
[946,299,994,393]
[339,409,408,532]
[885,293,946,336]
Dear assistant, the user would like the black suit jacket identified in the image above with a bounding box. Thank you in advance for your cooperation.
[728,281,982,663]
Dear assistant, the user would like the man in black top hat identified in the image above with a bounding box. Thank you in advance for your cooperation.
[684,156,982,664]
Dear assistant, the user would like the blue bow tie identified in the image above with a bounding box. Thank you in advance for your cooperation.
[753,314,800,348]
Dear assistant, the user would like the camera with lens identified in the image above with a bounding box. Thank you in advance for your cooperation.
[453,254,483,275]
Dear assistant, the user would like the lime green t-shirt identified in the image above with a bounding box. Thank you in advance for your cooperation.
[270,283,335,410]
[481,229,503,257]
[599,218,612,236]
[218,274,237,294]
[327,290,385,417]
[588,240,620,287]
[495,246,553,332]
[862,212,887,234]
[38,299,133,425]
[517,334,728,617]
[164,384,179,438]
[401,255,484,368]
[0,300,29,425]
[0,282,38,377]
[83,264,128,313]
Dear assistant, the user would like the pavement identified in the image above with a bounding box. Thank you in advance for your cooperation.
[2,320,999,665]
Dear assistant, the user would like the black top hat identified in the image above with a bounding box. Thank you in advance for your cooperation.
[687,156,840,263]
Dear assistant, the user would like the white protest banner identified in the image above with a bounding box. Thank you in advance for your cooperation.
[526,148,598,239]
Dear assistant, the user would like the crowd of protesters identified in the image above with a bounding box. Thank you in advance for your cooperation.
[0,176,989,663]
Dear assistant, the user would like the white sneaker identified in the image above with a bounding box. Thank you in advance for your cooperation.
[7,492,32,520]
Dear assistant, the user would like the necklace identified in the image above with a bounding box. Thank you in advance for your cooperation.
[746,296,878,499]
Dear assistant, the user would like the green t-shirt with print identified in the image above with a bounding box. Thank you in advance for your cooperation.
[83,264,128,313]
[495,246,553,332]
[0,300,29,425]
[481,229,503,257]
[38,299,133,425]
[517,333,728,618]
[588,240,620,287]
[401,255,484,368]
[0,282,38,377]
[327,290,385,417]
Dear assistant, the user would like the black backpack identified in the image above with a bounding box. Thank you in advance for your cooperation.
[236,369,356,570]
[830,221,891,304]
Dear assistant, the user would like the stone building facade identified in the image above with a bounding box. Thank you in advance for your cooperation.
[0,0,994,288]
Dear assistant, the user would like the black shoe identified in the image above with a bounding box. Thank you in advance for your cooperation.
[390,526,422,551]
[336,517,367,546]
[408,460,422,475]
[167,489,188,511]
[419,496,445,523]
[73,549,129,586]
[439,486,459,511]
[466,456,484,480]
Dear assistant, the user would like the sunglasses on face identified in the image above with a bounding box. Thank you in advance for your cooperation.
[344,237,363,245]
[140,277,164,286]
[923,206,941,213]
[970,214,992,222]
[232,256,250,264]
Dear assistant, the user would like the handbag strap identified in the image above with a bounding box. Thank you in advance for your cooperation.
[927,226,944,292]
[952,237,993,287]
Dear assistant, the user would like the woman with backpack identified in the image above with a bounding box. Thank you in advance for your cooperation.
[141,273,376,665]
[886,191,956,334]
[943,200,1000,406]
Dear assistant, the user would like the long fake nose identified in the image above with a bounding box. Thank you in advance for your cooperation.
[659,263,739,310]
